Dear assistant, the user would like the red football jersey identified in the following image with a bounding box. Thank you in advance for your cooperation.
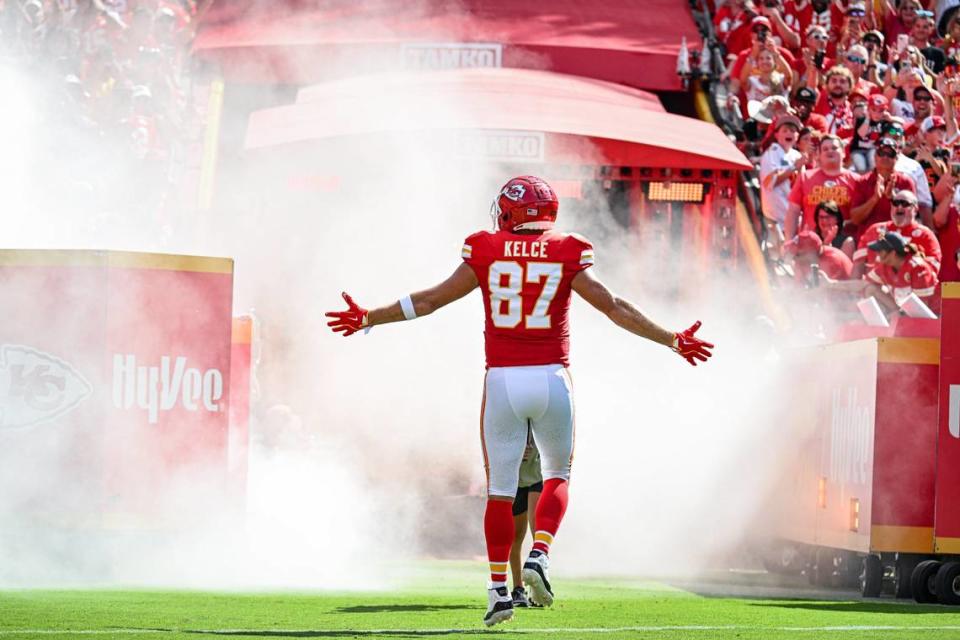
[866,255,939,306]
[462,229,594,368]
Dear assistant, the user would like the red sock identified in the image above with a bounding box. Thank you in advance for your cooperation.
[484,499,514,585]
[532,478,569,555]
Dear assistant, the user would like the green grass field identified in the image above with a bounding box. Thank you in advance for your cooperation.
[3,561,960,639]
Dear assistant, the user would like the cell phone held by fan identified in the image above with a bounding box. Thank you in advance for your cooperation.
[814,50,825,70]
[897,34,910,54]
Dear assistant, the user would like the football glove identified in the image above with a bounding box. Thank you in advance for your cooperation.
[325,292,369,337]
[672,320,714,366]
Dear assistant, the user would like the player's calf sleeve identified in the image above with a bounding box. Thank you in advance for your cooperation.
[484,499,514,586]
[532,478,569,555]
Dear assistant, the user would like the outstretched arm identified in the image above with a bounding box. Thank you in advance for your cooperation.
[326,262,479,336]
[571,269,714,365]
[571,269,674,345]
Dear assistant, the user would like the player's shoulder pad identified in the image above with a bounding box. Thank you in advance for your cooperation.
[565,231,593,247]
[462,230,492,260]
[558,231,594,267]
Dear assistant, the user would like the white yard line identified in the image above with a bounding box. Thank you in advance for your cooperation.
[4,626,960,635]
[0,633,164,636]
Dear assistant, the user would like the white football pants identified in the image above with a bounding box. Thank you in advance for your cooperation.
[481,364,574,498]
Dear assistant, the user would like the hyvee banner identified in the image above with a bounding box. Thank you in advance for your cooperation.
[0,250,234,528]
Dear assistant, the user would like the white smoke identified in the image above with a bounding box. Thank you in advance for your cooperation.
[0,0,808,591]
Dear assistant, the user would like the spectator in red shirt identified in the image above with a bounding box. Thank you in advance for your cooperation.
[785,133,861,239]
[797,125,822,168]
[730,17,797,99]
[725,4,766,55]
[783,0,843,46]
[741,44,795,107]
[786,229,855,284]
[792,86,830,131]
[850,93,891,171]
[836,3,870,54]
[863,230,940,315]
[842,44,881,97]
[880,0,923,45]
[853,188,943,276]
[715,0,756,46]
[814,65,857,137]
[878,117,935,223]
[932,176,960,282]
[850,137,917,233]
[794,24,834,88]
[758,0,802,51]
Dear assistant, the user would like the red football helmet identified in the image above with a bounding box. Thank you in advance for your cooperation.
[490,176,559,232]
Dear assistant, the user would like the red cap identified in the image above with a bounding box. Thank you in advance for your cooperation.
[751,16,773,30]
[869,94,889,108]
[786,230,823,256]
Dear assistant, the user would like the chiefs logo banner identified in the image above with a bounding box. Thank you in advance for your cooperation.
[0,344,92,429]
[0,250,234,528]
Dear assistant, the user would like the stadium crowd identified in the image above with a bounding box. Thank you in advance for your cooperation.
[716,0,960,318]
[0,0,205,214]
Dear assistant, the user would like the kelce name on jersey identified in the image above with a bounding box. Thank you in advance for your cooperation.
[504,241,548,258]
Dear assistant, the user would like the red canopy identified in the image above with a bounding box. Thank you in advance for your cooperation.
[194,0,701,91]
[245,68,752,171]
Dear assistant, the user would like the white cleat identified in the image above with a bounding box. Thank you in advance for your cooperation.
[522,550,554,607]
[483,585,514,627]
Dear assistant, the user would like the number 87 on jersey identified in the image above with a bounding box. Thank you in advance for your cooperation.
[462,229,594,368]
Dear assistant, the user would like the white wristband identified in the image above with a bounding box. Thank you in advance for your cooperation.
[399,295,417,321]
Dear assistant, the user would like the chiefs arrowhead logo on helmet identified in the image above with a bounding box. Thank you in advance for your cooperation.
[502,184,526,202]
[0,345,93,429]
[491,176,559,233]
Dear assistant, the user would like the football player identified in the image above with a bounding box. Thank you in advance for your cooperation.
[326,176,714,627]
